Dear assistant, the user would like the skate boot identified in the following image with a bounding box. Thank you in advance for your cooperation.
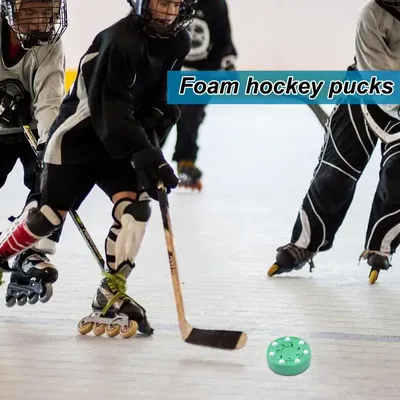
[77,270,154,339]
[5,249,58,307]
[359,250,391,285]
[177,160,202,191]
[268,243,316,277]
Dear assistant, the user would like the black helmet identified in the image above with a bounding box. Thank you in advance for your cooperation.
[127,0,196,37]
[2,0,68,49]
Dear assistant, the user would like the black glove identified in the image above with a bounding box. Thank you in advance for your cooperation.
[0,90,31,127]
[221,56,236,71]
[132,147,179,200]
[138,103,181,144]
[35,142,46,171]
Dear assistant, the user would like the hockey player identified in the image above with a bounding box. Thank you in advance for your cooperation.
[159,0,237,190]
[0,0,68,305]
[268,0,400,284]
[0,0,195,338]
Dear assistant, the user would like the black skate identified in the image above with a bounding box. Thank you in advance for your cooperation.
[177,160,202,191]
[359,250,391,285]
[5,249,58,307]
[268,243,315,277]
[77,271,154,339]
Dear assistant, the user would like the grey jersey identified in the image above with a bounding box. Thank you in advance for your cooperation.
[0,18,65,145]
[355,0,400,119]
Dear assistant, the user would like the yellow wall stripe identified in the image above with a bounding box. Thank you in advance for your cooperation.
[65,69,77,92]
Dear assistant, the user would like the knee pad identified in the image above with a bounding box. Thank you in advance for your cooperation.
[31,206,62,235]
[0,205,62,260]
[6,199,57,254]
[105,197,151,272]
[29,206,62,255]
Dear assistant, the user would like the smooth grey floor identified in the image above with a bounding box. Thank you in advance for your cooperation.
[1,105,399,400]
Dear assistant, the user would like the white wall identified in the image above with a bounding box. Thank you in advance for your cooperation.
[63,0,370,70]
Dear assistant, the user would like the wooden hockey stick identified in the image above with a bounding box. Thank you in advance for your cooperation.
[307,104,329,130]
[22,125,106,269]
[152,131,247,350]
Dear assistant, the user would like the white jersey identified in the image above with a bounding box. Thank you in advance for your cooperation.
[0,17,65,145]
[355,0,400,119]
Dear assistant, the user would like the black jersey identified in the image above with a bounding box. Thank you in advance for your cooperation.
[44,14,190,165]
[183,0,237,71]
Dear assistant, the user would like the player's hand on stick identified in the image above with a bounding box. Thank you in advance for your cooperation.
[132,148,179,200]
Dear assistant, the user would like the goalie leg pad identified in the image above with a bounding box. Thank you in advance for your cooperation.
[0,205,62,260]
[105,197,151,272]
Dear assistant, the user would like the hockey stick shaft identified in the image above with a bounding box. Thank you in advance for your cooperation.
[149,132,190,337]
[156,186,191,337]
[22,125,105,269]
[307,104,329,130]
[151,131,247,349]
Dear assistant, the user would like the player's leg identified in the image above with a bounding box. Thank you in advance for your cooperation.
[0,134,21,189]
[11,133,66,283]
[1,163,94,306]
[268,102,378,276]
[77,159,153,338]
[173,104,206,190]
[360,108,400,283]
[0,135,26,284]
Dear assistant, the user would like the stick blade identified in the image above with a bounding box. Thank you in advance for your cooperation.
[185,328,247,350]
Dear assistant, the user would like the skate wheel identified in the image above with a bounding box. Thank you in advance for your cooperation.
[40,283,53,303]
[120,320,139,339]
[92,323,106,336]
[267,264,280,277]
[77,320,94,335]
[28,293,39,305]
[17,295,27,306]
[105,324,120,337]
[369,269,379,285]
[5,296,16,308]
[267,336,311,376]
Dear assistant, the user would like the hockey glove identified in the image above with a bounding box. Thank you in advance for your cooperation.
[132,148,179,200]
[221,56,236,71]
[0,90,32,127]
[139,104,181,144]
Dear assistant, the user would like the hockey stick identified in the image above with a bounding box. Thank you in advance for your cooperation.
[22,125,106,269]
[152,131,247,350]
[307,104,329,130]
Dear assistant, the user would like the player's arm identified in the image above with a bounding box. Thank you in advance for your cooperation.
[357,4,400,140]
[355,5,400,117]
[355,5,394,71]
[139,30,192,137]
[84,40,153,159]
[208,0,237,70]
[32,41,66,147]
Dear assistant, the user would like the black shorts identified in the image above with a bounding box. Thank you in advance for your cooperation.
[40,159,140,211]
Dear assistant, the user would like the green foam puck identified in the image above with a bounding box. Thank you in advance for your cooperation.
[266,336,311,376]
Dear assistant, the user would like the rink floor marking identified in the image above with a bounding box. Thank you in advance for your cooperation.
[2,314,400,343]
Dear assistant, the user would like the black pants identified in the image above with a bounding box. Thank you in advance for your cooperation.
[40,160,139,212]
[0,133,38,201]
[291,101,400,255]
[0,132,62,244]
[160,104,207,162]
